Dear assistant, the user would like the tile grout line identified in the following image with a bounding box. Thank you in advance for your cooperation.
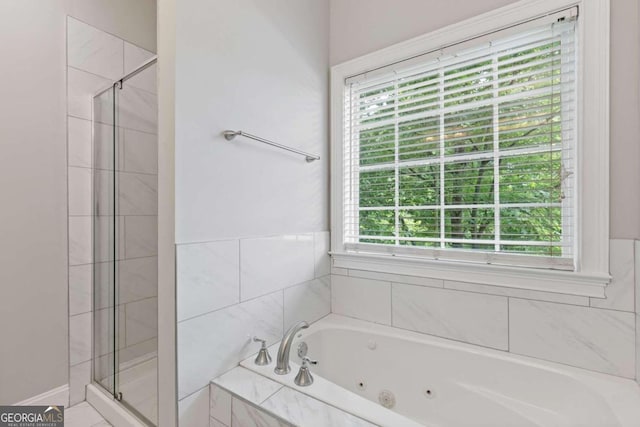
[176,231,317,247]
[227,391,296,427]
[68,16,156,55]
[339,296,636,379]
[74,114,159,136]
[182,246,317,320]
[259,384,284,405]
[69,64,159,98]
[178,239,326,324]
[389,279,637,313]
[68,64,115,84]
[257,384,376,427]
[177,384,209,404]
[208,387,230,426]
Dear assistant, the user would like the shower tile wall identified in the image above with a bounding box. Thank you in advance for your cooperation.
[331,238,638,380]
[66,17,157,405]
[176,232,330,401]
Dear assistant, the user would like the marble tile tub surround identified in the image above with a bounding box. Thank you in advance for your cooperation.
[177,232,330,399]
[66,16,157,406]
[331,238,638,380]
[202,366,375,427]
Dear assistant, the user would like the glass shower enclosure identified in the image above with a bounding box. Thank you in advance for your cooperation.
[92,58,158,426]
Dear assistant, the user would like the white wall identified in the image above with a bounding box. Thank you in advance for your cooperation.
[175,0,329,243]
[0,1,68,405]
[173,0,330,424]
[0,0,156,405]
[609,0,640,240]
[330,0,640,240]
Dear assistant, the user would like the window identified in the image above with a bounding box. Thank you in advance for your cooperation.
[345,14,576,269]
[331,0,610,296]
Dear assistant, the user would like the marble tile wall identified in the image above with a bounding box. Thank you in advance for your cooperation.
[176,232,331,403]
[393,284,509,350]
[331,239,638,380]
[66,16,157,406]
[509,299,635,377]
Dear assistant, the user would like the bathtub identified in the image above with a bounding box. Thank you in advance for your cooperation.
[241,314,640,427]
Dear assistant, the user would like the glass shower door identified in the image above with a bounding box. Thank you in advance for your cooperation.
[92,58,158,426]
[93,85,119,397]
[114,62,158,425]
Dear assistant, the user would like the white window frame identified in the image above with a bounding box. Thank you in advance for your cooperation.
[330,0,610,297]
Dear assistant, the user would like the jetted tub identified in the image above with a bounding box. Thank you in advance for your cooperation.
[241,314,640,427]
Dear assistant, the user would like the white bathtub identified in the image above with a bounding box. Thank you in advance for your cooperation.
[241,314,640,427]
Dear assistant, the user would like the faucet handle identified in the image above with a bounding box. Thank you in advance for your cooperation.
[253,336,272,366]
[301,356,318,367]
[295,356,318,387]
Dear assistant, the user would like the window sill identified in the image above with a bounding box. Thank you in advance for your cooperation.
[330,252,610,298]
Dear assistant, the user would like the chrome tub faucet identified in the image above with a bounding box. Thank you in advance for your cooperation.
[274,321,308,375]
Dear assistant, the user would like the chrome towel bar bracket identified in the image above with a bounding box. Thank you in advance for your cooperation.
[223,130,320,162]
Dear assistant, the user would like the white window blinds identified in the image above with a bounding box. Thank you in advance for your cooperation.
[342,14,577,270]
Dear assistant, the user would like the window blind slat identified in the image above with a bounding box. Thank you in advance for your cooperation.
[357,74,576,123]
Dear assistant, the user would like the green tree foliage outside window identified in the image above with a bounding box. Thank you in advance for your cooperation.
[351,29,573,257]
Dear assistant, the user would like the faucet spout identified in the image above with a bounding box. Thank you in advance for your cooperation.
[274,321,309,375]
